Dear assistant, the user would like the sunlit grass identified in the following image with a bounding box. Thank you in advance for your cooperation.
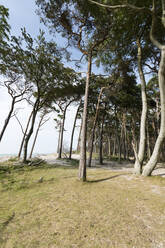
[0,162,165,248]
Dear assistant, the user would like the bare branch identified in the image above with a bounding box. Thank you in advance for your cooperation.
[150,0,163,49]
[89,0,151,13]
[15,115,25,134]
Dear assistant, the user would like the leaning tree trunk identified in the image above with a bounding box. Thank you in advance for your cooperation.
[0,97,16,142]
[88,87,104,167]
[142,1,165,176]
[18,111,33,158]
[69,100,81,160]
[29,113,45,159]
[142,49,165,175]
[79,52,92,181]
[23,99,39,163]
[134,38,147,175]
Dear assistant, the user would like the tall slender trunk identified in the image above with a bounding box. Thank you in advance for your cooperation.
[79,52,92,181]
[146,120,151,159]
[29,114,44,159]
[58,108,67,159]
[142,48,165,176]
[88,87,104,167]
[23,99,40,163]
[76,117,82,153]
[18,111,33,158]
[69,100,81,159]
[108,136,111,158]
[134,38,147,174]
[57,121,62,154]
[113,135,116,156]
[99,115,104,165]
[0,97,16,142]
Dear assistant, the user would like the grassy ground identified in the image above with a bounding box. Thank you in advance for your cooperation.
[0,161,165,248]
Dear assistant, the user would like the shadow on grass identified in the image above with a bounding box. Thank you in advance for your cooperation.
[0,212,15,233]
[87,173,131,183]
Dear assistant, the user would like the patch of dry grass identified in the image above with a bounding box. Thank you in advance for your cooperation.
[0,163,165,248]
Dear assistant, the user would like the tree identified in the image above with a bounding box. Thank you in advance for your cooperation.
[90,0,165,176]
[29,108,50,159]
[0,73,31,143]
[10,30,64,163]
[36,0,113,181]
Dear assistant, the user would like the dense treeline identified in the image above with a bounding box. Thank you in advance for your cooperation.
[0,1,165,181]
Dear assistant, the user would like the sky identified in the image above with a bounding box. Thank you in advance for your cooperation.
[0,0,86,155]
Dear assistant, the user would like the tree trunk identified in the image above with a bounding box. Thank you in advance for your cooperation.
[146,120,151,159]
[134,38,147,174]
[76,117,82,153]
[18,111,33,158]
[108,136,111,158]
[58,108,67,159]
[57,121,62,154]
[29,114,45,159]
[88,87,104,167]
[78,52,92,181]
[0,97,16,142]
[69,100,81,159]
[142,48,165,176]
[99,117,104,165]
[23,99,40,163]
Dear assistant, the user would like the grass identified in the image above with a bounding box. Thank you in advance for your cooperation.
[0,162,165,248]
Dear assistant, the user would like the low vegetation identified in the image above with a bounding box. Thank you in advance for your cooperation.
[0,162,165,248]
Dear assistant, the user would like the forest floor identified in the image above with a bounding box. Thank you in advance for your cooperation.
[0,158,165,248]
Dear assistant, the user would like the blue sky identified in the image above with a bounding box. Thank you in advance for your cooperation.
[0,0,106,155]
[0,0,82,155]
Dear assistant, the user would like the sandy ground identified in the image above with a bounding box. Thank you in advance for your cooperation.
[38,154,165,177]
[1,153,165,177]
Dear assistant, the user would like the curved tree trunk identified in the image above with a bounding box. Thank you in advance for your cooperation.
[18,111,33,158]
[142,48,165,176]
[142,1,165,176]
[79,52,92,181]
[0,97,15,142]
[23,99,40,163]
[29,113,45,159]
[69,100,81,160]
[134,38,147,175]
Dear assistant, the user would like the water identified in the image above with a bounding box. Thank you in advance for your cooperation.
[0,154,15,157]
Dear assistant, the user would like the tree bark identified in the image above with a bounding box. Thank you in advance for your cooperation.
[142,1,165,176]
[58,107,67,159]
[23,98,40,163]
[0,97,16,142]
[78,52,92,181]
[69,100,81,160]
[99,116,104,165]
[18,111,33,158]
[29,113,45,159]
[57,120,62,154]
[134,38,147,174]
[88,87,104,167]
[76,117,82,153]
[142,48,165,176]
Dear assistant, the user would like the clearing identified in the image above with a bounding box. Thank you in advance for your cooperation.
[0,159,165,248]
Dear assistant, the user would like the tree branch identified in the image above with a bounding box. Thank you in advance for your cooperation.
[89,0,151,13]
